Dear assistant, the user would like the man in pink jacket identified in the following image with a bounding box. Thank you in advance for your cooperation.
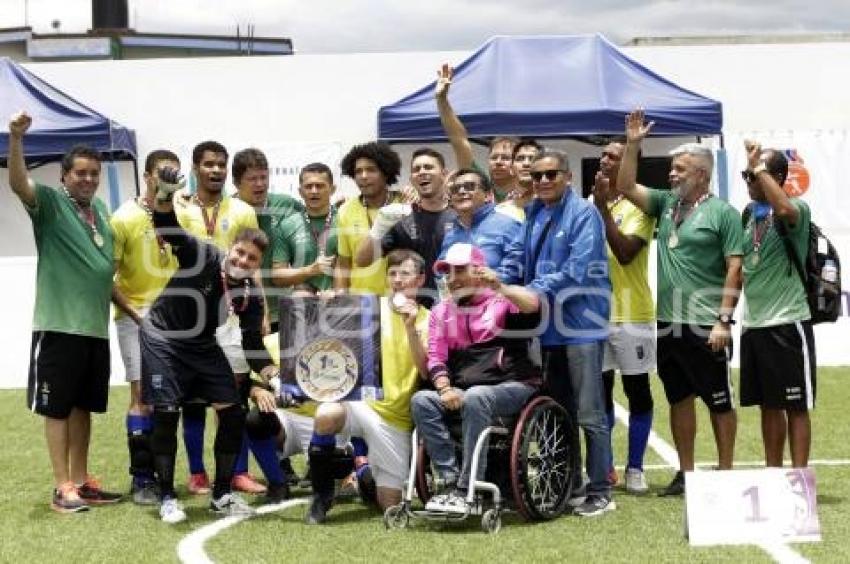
[411,243,542,514]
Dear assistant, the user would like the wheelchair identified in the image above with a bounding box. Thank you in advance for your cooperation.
[383,394,578,533]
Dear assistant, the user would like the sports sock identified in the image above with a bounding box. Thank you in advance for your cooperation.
[127,413,154,482]
[212,405,246,500]
[250,436,285,486]
[182,403,207,475]
[628,411,653,471]
[235,433,250,475]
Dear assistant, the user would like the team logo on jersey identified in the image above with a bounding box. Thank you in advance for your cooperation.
[296,338,358,402]
[782,149,810,197]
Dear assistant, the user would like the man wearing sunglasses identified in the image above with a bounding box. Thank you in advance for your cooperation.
[616,109,743,497]
[498,149,614,517]
[739,141,815,469]
[438,168,521,270]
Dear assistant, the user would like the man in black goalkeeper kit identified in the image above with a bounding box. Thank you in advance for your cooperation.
[142,168,281,524]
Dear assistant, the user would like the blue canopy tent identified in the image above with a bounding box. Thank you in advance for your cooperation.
[378,34,722,141]
[0,57,138,202]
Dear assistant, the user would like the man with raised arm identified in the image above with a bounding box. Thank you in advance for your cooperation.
[616,109,743,496]
[9,111,121,513]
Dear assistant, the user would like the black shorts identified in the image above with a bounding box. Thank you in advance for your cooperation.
[740,321,816,411]
[27,331,110,418]
[140,325,240,408]
[656,322,733,413]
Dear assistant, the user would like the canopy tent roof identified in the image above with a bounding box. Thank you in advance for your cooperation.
[378,34,722,142]
[0,57,137,167]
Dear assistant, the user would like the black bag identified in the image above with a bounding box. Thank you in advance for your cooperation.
[743,205,842,324]
[447,338,541,390]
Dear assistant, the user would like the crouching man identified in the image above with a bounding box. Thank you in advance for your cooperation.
[142,170,281,523]
[303,250,430,524]
[411,243,542,514]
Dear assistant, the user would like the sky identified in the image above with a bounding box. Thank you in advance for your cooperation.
[1,0,848,53]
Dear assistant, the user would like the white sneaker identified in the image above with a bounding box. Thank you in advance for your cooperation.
[424,490,469,515]
[625,468,649,494]
[160,497,187,524]
[210,492,256,517]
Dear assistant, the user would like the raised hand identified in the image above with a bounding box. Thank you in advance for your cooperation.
[591,171,610,208]
[625,108,654,144]
[8,111,32,137]
[155,166,187,202]
[744,139,763,170]
[435,63,453,99]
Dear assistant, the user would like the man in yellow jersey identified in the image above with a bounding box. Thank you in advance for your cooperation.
[335,142,405,295]
[304,250,429,524]
[591,141,656,494]
[111,149,181,504]
[175,141,264,496]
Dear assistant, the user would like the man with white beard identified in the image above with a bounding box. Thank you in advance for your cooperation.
[616,109,744,497]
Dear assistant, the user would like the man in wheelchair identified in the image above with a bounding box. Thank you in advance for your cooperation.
[411,243,543,514]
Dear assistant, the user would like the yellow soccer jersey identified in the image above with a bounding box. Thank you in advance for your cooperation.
[336,195,400,295]
[495,200,525,222]
[607,197,656,323]
[367,298,429,431]
[176,194,258,250]
[111,198,179,317]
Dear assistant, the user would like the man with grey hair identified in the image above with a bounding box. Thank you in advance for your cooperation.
[498,148,613,516]
[616,109,744,497]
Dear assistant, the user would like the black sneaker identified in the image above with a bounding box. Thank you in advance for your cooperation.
[130,477,160,506]
[574,495,616,517]
[51,482,89,514]
[263,482,291,504]
[305,492,334,525]
[356,464,377,506]
[658,471,685,497]
[77,476,123,505]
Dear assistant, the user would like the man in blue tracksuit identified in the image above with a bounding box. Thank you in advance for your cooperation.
[439,168,521,271]
[499,148,614,517]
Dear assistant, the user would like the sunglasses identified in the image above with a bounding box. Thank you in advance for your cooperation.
[530,169,564,183]
[449,181,482,194]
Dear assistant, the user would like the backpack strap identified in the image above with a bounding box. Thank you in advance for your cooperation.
[773,217,807,288]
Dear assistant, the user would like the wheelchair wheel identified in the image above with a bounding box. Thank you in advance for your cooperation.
[509,396,577,520]
[481,508,501,534]
[383,504,409,530]
[414,442,434,503]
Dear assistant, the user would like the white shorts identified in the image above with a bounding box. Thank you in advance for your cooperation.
[341,402,411,490]
[215,316,250,375]
[276,409,315,458]
[116,307,149,383]
[603,322,656,375]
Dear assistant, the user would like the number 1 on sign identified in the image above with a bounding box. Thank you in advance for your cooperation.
[742,486,768,523]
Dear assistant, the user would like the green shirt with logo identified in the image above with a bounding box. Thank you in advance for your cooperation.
[254,193,303,322]
[741,199,811,328]
[647,189,744,325]
[27,183,114,339]
[273,212,338,292]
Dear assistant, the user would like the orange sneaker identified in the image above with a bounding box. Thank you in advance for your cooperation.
[187,472,211,495]
[51,481,89,514]
[232,472,267,494]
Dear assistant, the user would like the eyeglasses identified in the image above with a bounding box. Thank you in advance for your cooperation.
[530,169,564,183]
[740,170,755,184]
[449,181,482,194]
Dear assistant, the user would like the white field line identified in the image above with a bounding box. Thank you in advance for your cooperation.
[637,460,850,470]
[612,401,811,564]
[177,497,308,564]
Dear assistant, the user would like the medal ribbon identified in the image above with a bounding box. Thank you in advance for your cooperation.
[672,192,711,227]
[752,211,774,253]
[304,207,334,255]
[137,197,168,258]
[61,185,101,244]
[220,270,251,316]
[194,195,221,238]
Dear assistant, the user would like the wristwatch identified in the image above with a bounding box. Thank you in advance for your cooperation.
[751,163,768,176]
[717,313,736,325]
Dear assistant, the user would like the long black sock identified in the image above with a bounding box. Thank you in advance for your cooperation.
[151,409,180,499]
[212,404,246,499]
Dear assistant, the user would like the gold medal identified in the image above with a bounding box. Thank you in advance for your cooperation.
[159,249,170,266]
[668,231,679,249]
[751,252,760,267]
[93,231,104,248]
